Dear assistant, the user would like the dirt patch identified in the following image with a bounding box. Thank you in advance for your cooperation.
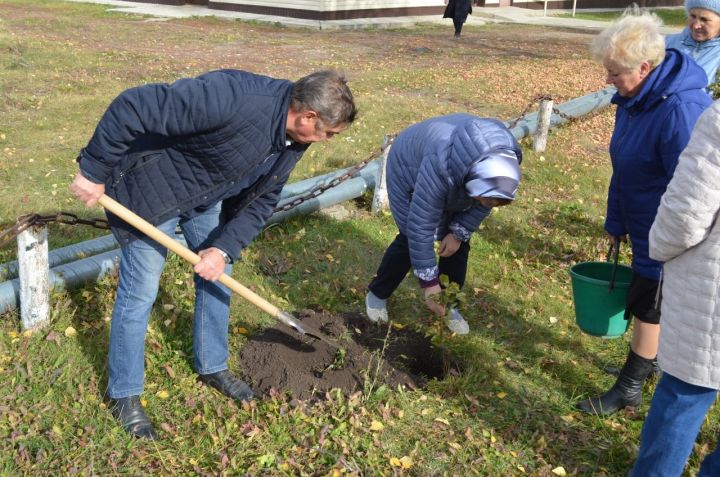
[238,310,452,399]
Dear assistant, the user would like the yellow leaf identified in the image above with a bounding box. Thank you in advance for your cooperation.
[52,425,62,435]
[156,390,170,400]
[189,458,198,466]
[434,417,450,426]
[560,414,574,423]
[236,327,248,335]
[552,466,567,476]
[64,326,77,337]
[141,398,148,407]
[7,331,18,339]
[496,392,507,399]
[389,457,401,467]
[399,456,414,469]
[369,420,384,431]
[22,330,33,338]
[391,322,405,329]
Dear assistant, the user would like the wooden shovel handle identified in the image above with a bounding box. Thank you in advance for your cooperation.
[97,194,281,317]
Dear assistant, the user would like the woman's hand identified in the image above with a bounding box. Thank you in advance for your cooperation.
[423,285,446,316]
[194,248,227,281]
[438,233,461,257]
[607,233,627,245]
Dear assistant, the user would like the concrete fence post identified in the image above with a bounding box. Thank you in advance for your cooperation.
[17,222,50,331]
[371,136,392,214]
[533,98,554,153]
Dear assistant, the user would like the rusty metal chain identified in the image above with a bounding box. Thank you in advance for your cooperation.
[506,94,580,130]
[0,212,109,249]
[506,94,552,130]
[273,135,397,213]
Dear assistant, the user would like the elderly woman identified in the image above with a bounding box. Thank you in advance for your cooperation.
[629,101,720,477]
[365,114,521,335]
[666,0,720,91]
[575,11,712,416]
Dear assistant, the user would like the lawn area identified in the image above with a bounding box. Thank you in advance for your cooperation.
[1,1,718,476]
[562,8,688,27]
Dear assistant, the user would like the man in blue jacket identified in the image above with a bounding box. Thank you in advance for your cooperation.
[69,69,357,440]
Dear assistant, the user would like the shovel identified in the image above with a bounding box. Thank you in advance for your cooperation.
[97,194,336,346]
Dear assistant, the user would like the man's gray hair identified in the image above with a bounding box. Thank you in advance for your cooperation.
[291,70,358,127]
[590,7,666,71]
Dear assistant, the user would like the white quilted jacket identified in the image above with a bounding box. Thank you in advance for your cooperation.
[649,100,720,390]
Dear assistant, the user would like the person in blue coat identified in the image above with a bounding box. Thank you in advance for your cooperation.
[69,70,357,439]
[665,0,720,92]
[575,10,711,416]
[365,114,522,335]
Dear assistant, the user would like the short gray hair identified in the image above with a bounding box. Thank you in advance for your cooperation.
[590,8,666,71]
[291,70,358,127]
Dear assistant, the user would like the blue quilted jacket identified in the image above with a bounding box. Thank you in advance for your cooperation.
[606,49,711,279]
[666,28,720,88]
[77,70,308,259]
[387,114,522,283]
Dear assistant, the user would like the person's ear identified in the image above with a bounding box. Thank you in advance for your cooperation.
[639,61,652,79]
[300,110,319,126]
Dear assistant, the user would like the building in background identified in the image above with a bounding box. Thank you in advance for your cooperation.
[124,0,683,19]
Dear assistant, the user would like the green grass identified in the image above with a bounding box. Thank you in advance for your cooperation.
[1,1,718,475]
[561,8,688,27]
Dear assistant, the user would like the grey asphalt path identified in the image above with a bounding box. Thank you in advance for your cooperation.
[67,0,682,34]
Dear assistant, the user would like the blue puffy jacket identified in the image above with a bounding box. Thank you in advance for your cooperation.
[606,49,711,279]
[387,114,522,282]
[666,28,720,88]
[77,70,308,259]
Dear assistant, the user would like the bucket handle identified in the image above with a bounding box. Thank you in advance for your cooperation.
[607,240,620,292]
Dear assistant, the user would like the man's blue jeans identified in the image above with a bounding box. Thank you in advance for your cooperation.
[106,203,232,399]
[631,372,720,477]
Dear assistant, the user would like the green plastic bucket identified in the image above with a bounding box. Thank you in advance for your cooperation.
[568,261,634,339]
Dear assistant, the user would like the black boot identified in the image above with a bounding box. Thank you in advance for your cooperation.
[199,370,254,402]
[576,350,656,415]
[108,396,158,440]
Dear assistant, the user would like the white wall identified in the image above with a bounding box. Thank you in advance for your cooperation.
[215,0,444,12]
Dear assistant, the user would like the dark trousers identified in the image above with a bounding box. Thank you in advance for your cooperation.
[453,20,464,35]
[368,233,470,300]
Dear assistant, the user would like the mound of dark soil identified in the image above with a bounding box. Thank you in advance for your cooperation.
[238,310,450,399]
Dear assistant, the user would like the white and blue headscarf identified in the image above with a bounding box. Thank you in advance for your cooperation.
[464,149,522,200]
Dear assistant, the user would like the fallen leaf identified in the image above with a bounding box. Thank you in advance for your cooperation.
[45,331,61,345]
[163,364,175,379]
[552,466,567,476]
[369,420,384,431]
[496,392,507,399]
[156,390,170,400]
[399,456,413,469]
[64,326,77,337]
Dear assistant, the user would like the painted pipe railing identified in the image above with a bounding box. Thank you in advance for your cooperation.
[2,87,616,324]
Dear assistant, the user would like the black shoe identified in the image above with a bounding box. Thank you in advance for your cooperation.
[576,350,656,416]
[198,370,254,402]
[108,396,158,440]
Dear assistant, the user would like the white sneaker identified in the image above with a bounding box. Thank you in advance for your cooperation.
[365,291,389,323]
[447,308,470,335]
